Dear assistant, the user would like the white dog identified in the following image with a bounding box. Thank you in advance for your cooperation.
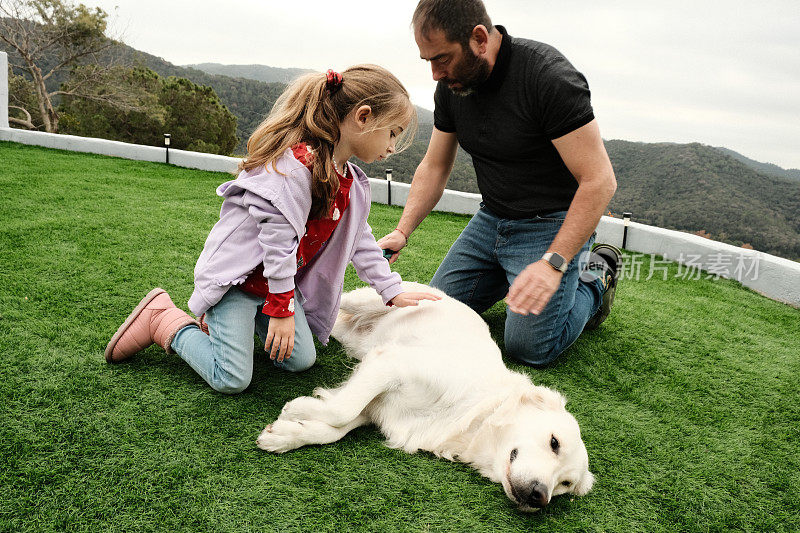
[257,283,594,511]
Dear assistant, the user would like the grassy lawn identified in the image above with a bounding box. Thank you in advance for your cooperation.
[1,141,799,532]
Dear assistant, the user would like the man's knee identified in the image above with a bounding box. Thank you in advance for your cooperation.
[504,334,563,367]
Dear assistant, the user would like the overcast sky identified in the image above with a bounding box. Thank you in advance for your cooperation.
[87,0,800,169]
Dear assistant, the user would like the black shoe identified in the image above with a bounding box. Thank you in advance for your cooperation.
[583,244,622,330]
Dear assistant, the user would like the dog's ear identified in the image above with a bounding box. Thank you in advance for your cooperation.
[523,386,567,411]
[487,384,566,426]
[573,470,595,496]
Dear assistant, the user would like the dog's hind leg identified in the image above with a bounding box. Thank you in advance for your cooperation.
[279,349,397,427]
[256,414,368,453]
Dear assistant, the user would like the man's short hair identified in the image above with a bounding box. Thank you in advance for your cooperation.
[412,0,494,48]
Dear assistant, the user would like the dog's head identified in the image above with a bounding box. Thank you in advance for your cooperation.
[490,386,594,512]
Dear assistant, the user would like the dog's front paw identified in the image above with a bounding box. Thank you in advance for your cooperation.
[256,419,307,453]
[280,396,323,422]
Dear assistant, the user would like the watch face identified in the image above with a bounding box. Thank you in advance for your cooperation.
[548,253,566,271]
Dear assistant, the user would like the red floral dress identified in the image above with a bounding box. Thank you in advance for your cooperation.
[239,143,353,317]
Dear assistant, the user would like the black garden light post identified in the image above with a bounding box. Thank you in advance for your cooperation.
[385,168,393,206]
[164,134,171,164]
[622,212,632,249]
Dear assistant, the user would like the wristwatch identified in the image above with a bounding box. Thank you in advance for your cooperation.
[541,252,568,273]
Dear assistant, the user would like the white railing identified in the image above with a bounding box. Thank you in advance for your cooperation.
[2,51,798,308]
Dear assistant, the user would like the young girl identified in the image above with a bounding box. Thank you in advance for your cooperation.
[105,65,440,393]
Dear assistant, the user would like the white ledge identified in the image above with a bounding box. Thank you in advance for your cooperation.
[1,124,798,308]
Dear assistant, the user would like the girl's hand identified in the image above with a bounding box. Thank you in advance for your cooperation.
[266,316,295,362]
[390,291,442,307]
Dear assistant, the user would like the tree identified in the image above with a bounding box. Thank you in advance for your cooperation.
[159,76,238,155]
[7,65,40,128]
[59,67,238,155]
[0,0,115,132]
[58,66,165,144]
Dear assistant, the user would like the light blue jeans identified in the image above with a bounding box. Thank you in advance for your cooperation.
[430,206,603,367]
[171,287,316,394]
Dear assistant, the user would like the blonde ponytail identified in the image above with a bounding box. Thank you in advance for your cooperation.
[240,65,417,219]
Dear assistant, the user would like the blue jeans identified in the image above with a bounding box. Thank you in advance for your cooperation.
[171,287,316,394]
[430,206,603,367]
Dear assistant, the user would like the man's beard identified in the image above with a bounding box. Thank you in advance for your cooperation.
[443,47,491,97]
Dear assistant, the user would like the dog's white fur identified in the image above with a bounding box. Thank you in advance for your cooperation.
[257,282,594,511]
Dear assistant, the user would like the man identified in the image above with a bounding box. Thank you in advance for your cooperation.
[377,0,621,366]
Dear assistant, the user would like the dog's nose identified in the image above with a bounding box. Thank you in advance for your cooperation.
[520,481,549,508]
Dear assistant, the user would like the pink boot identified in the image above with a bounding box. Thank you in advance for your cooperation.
[105,288,199,363]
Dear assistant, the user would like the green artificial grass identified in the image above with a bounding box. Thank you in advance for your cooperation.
[1,140,799,532]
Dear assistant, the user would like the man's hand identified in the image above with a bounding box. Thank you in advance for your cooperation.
[506,261,563,316]
[376,229,408,264]
[390,291,442,307]
[265,316,295,362]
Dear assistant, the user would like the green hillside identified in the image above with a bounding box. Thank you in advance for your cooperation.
[714,146,800,182]
[1,39,286,153]
[184,63,313,84]
[605,140,800,259]
[359,123,478,192]
[117,51,436,154]
[5,38,798,260]
[110,47,286,153]
[365,136,800,260]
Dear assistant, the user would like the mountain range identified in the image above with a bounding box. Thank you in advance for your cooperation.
[184,63,436,125]
[183,63,313,84]
[4,40,799,260]
[603,140,800,259]
[359,131,800,260]
[714,147,800,182]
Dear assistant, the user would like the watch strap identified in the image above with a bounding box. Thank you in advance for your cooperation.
[542,252,568,273]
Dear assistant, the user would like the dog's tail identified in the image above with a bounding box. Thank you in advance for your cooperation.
[335,287,395,330]
[332,287,396,353]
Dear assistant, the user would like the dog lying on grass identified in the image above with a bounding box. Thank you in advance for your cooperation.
[257,283,594,511]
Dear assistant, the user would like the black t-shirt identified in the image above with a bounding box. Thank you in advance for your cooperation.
[434,26,594,218]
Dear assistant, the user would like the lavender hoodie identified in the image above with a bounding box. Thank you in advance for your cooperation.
[187,148,403,343]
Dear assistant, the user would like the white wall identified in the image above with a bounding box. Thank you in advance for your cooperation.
[594,217,800,308]
[1,56,798,308]
[1,52,8,129]
[369,179,481,215]
[0,127,241,173]
[369,178,800,308]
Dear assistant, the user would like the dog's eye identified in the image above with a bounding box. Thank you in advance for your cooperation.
[561,480,572,487]
[550,436,560,453]
[509,448,518,462]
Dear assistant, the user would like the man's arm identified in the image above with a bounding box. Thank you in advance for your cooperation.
[377,127,459,262]
[506,119,617,315]
[546,119,617,262]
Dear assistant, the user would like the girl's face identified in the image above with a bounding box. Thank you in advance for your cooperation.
[342,104,412,164]
[352,122,407,164]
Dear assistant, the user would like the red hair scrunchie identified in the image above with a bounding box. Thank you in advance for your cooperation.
[325,69,343,95]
